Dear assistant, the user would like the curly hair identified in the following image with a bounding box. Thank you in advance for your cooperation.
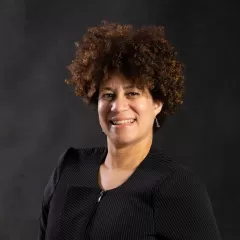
[65,21,185,131]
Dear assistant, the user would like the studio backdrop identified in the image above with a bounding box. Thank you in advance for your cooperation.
[0,0,239,239]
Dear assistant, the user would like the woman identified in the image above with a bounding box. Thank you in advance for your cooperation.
[38,21,221,239]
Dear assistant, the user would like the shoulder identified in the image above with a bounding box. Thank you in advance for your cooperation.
[152,155,209,209]
[77,146,107,158]
[56,146,107,167]
[46,146,106,189]
[151,149,221,238]
[150,146,195,179]
[151,146,207,198]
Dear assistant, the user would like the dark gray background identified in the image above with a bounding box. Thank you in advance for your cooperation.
[1,0,239,239]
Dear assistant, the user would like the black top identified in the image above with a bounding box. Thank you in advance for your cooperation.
[38,146,222,240]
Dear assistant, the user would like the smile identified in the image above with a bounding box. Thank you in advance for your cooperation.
[110,119,136,125]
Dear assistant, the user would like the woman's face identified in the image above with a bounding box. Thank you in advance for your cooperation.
[98,73,163,147]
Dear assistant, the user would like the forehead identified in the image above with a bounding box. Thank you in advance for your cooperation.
[100,74,132,88]
[99,74,149,93]
[98,73,152,98]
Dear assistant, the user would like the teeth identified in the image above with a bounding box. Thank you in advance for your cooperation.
[112,119,135,125]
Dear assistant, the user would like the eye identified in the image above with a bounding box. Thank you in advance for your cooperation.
[101,93,114,100]
[126,92,139,97]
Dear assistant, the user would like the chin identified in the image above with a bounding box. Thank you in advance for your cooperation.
[108,134,140,147]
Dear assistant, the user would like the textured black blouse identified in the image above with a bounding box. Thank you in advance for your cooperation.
[38,146,222,239]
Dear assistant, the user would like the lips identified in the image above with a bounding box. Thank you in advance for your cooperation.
[109,118,136,125]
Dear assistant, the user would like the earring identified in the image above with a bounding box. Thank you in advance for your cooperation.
[155,117,160,128]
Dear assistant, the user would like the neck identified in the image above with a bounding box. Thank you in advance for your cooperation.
[104,135,153,170]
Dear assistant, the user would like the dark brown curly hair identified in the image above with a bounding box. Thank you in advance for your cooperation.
[65,21,185,132]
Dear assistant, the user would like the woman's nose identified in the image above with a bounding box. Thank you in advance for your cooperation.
[111,95,129,113]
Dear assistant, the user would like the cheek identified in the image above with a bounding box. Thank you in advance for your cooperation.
[98,102,108,121]
[134,101,154,115]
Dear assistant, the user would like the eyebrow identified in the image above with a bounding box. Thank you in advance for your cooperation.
[100,85,136,91]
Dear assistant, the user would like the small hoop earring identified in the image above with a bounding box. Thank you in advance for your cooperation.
[155,117,160,128]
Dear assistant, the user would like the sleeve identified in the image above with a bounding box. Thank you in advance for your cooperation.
[38,148,73,240]
[153,168,222,240]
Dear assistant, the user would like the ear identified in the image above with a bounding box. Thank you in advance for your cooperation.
[153,100,163,116]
